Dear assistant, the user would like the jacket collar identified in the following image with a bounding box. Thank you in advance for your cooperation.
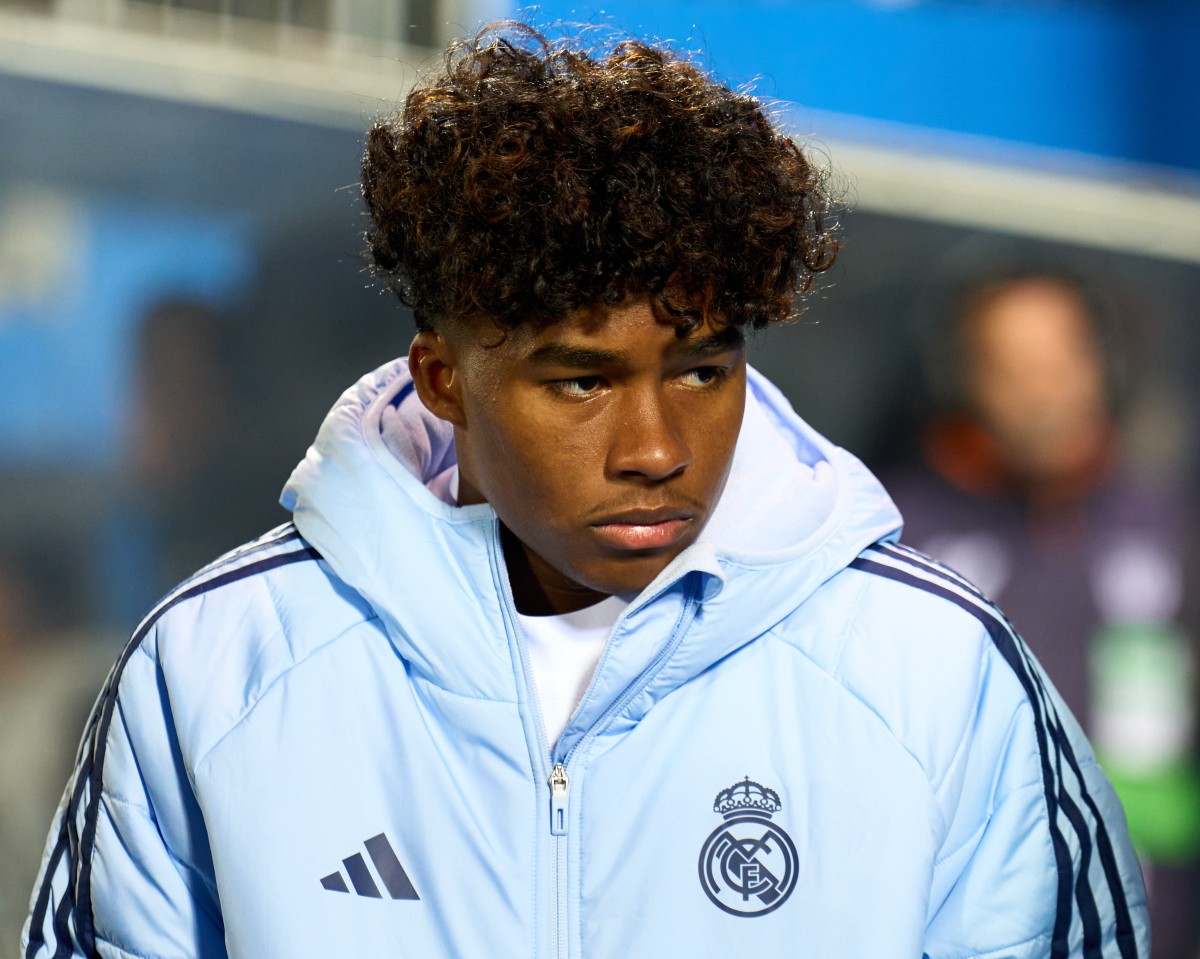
[282,359,902,708]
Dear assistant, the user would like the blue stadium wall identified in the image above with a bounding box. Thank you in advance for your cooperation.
[527,0,1200,174]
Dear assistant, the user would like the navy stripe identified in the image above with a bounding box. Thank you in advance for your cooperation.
[343,854,382,898]
[877,543,990,602]
[26,732,97,956]
[57,736,99,954]
[388,380,417,409]
[866,547,1138,958]
[29,542,321,958]
[869,544,1105,954]
[365,833,420,900]
[850,556,1080,958]
[24,829,67,957]
[70,691,105,769]
[151,526,301,610]
[320,872,349,893]
[1011,618,1139,959]
[50,890,74,959]
[1048,716,1105,957]
[55,796,82,956]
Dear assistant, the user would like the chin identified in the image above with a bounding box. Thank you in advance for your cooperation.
[575,552,681,598]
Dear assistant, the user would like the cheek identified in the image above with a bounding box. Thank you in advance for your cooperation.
[476,404,600,505]
[692,386,746,476]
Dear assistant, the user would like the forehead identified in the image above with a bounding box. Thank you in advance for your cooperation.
[457,296,741,362]
[968,280,1096,359]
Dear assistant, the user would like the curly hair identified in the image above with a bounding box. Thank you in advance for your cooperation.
[361,22,838,332]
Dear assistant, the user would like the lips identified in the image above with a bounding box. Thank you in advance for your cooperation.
[589,509,695,551]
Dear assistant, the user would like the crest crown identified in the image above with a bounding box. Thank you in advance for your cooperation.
[713,777,782,817]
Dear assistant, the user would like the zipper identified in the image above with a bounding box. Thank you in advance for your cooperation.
[541,587,698,956]
[488,523,567,958]
[549,763,570,836]
[549,764,569,959]
[490,521,702,959]
[559,578,701,772]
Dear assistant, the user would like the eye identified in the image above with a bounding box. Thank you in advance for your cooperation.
[550,376,606,397]
[678,366,728,388]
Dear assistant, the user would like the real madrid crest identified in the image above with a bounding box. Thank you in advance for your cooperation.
[698,777,798,917]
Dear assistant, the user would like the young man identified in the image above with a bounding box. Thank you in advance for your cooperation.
[25,23,1147,959]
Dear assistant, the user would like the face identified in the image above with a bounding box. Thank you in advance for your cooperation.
[965,279,1108,481]
[410,296,746,614]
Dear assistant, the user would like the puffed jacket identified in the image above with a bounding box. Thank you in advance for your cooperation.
[24,359,1149,958]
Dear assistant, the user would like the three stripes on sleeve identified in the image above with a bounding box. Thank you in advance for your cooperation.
[851,542,1142,959]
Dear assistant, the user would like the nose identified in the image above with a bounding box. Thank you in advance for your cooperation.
[607,388,691,482]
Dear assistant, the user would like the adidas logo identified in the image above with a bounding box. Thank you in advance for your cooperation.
[320,833,420,901]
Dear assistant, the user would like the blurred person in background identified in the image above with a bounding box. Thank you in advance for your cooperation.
[0,297,253,953]
[102,298,240,625]
[887,255,1200,959]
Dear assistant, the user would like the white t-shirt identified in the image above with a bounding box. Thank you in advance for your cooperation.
[439,466,627,747]
[517,596,628,749]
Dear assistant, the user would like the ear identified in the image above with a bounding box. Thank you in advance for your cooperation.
[409,331,467,427]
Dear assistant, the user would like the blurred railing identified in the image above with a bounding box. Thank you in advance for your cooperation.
[0,0,491,126]
[2,0,444,54]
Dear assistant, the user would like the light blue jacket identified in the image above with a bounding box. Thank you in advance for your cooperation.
[25,360,1148,958]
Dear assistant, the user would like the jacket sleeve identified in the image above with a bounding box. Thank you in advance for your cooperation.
[21,625,226,959]
[924,623,1150,959]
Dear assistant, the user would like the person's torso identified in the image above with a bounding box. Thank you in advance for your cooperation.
[155,538,1021,959]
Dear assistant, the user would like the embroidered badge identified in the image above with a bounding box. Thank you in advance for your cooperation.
[698,778,798,917]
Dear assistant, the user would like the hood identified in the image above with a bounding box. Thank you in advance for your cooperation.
[281,358,901,706]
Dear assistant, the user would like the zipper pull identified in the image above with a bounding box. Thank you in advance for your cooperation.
[549,762,570,836]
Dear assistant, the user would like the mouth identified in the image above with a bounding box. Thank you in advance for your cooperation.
[588,508,696,552]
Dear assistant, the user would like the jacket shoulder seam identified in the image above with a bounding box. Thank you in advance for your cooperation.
[829,568,871,676]
[763,629,943,828]
[192,610,381,771]
[94,788,224,936]
[932,773,1045,868]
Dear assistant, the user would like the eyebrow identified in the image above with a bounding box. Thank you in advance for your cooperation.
[526,343,626,368]
[684,327,745,358]
[526,328,744,369]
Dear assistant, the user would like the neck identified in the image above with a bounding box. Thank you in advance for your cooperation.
[498,523,609,616]
[457,465,611,616]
